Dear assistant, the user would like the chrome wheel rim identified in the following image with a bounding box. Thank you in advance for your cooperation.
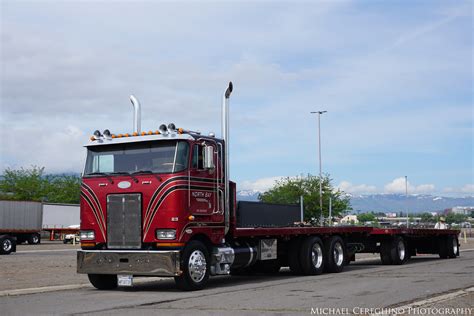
[397,240,406,260]
[3,239,12,252]
[333,242,344,266]
[188,250,207,283]
[453,239,458,254]
[311,243,323,269]
[32,236,38,243]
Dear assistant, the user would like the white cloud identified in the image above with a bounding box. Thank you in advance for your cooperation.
[336,181,377,194]
[384,177,435,194]
[239,176,285,193]
[461,184,474,193]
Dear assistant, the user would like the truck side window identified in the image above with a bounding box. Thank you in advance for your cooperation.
[192,145,204,169]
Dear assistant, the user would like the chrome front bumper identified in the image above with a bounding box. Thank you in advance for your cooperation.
[77,250,181,276]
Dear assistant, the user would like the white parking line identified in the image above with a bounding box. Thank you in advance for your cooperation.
[0,284,91,297]
[16,249,78,254]
[372,287,474,316]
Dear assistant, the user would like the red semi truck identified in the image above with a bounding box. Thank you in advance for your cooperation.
[77,82,460,291]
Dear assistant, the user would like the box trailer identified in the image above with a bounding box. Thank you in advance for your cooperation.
[0,200,43,254]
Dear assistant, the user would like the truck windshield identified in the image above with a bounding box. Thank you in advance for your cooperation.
[84,141,189,176]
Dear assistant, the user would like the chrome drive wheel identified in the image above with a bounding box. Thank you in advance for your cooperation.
[300,236,325,275]
[324,236,346,273]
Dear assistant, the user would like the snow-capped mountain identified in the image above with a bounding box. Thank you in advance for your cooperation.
[236,191,474,213]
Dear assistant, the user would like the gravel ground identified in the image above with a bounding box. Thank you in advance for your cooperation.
[0,241,88,291]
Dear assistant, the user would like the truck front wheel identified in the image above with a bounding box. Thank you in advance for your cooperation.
[87,274,118,290]
[175,241,210,291]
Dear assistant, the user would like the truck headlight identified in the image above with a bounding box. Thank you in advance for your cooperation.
[80,230,95,241]
[156,229,176,240]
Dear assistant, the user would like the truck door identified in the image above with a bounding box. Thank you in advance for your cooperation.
[189,142,222,219]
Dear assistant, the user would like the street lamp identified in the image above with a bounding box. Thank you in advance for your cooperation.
[310,111,327,226]
[405,176,409,228]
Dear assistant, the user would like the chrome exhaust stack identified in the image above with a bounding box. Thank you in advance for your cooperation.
[222,82,233,235]
[129,95,141,134]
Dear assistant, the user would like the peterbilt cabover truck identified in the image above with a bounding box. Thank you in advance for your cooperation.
[77,82,460,291]
[1,200,42,255]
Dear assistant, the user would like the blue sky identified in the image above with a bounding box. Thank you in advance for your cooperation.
[1,0,472,196]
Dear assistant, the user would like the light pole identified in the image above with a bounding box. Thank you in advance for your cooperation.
[405,176,409,228]
[311,111,327,226]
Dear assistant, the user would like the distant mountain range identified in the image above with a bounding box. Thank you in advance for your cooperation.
[236,191,474,213]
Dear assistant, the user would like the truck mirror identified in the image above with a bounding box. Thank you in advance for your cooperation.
[203,146,215,169]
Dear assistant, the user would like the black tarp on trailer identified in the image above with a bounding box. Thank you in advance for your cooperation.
[236,201,301,228]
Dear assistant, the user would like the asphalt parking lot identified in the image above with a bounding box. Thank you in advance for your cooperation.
[0,239,473,315]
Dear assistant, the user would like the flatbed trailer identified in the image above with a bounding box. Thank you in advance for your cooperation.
[76,82,461,291]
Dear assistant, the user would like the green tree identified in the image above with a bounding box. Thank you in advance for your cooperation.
[0,166,81,203]
[446,213,467,224]
[258,174,351,224]
[45,174,81,204]
[0,166,47,201]
[357,213,376,223]
[420,212,434,223]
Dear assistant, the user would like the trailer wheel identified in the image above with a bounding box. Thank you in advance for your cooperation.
[87,274,118,290]
[28,233,41,245]
[380,240,393,265]
[175,240,210,291]
[0,236,15,255]
[324,236,346,273]
[389,236,408,265]
[440,235,458,259]
[448,236,458,258]
[288,238,303,275]
[299,236,325,275]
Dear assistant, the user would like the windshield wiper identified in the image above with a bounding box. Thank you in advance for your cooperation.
[131,170,153,174]
[84,172,114,184]
[110,171,139,183]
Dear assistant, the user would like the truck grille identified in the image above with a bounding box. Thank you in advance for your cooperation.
[107,194,142,249]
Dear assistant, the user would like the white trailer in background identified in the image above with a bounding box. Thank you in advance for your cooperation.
[0,200,43,254]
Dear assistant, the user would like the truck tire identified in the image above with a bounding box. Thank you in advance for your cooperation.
[439,235,458,259]
[174,240,210,291]
[299,236,325,275]
[324,236,346,273]
[288,238,303,275]
[0,236,15,255]
[28,233,41,245]
[88,274,118,290]
[390,236,408,265]
[380,240,393,265]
